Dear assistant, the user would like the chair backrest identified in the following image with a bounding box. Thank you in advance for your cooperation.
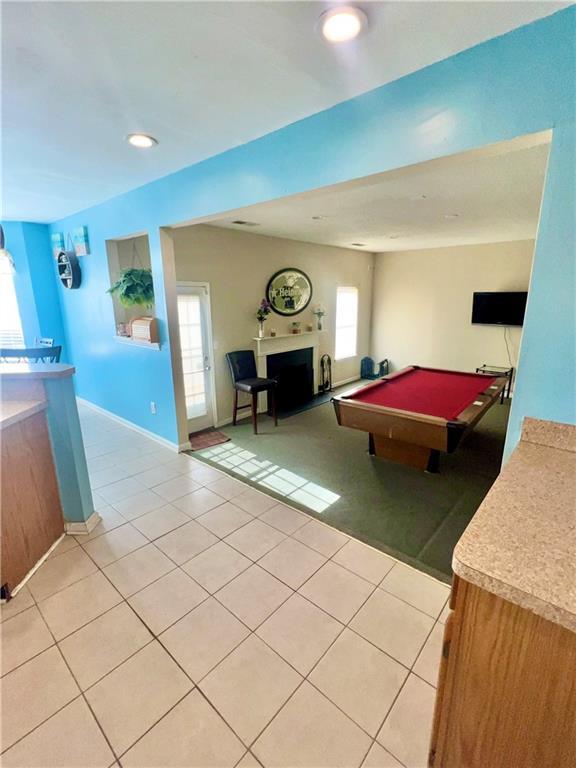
[0,346,62,363]
[226,350,257,383]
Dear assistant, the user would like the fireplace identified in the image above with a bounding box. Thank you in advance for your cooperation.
[267,347,314,412]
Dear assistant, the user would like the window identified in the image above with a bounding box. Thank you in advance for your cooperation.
[335,286,358,360]
[0,256,24,347]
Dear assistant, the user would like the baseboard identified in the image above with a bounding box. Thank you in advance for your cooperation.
[4,533,66,598]
[332,376,361,388]
[77,398,180,452]
[65,510,101,535]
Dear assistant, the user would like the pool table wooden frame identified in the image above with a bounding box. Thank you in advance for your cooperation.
[332,366,508,472]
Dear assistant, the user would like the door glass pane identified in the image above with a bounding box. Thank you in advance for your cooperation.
[177,294,207,419]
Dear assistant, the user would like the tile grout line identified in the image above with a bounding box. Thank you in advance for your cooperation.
[1,601,120,763]
[8,413,443,766]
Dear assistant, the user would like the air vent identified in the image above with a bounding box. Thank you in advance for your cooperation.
[231,220,259,227]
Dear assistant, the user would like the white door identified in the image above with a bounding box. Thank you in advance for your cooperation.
[176,284,215,434]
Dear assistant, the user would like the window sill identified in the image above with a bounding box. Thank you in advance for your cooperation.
[114,336,161,350]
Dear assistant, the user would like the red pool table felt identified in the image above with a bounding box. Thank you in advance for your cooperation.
[349,367,497,421]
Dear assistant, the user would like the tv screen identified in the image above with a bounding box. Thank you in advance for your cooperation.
[472,292,528,326]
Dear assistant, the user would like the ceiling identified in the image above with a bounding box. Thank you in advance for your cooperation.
[205,134,550,251]
[3,1,567,222]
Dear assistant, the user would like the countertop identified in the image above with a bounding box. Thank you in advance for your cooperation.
[453,417,576,632]
[0,400,47,430]
[0,363,75,379]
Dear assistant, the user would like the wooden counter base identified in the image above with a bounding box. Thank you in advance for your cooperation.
[430,577,576,768]
[1,410,64,593]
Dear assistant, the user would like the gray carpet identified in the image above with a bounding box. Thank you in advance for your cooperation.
[190,398,510,583]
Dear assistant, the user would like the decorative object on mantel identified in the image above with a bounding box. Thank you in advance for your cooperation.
[256,298,272,338]
[313,303,326,330]
[266,268,312,316]
[108,267,154,308]
[130,317,158,344]
[291,321,301,334]
[270,328,277,337]
[57,251,81,289]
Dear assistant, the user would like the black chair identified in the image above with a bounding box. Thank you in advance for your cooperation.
[226,350,277,434]
[0,346,62,363]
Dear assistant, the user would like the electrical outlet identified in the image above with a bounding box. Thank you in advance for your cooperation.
[150,401,157,415]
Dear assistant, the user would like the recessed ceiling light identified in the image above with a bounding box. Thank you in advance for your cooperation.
[126,133,158,148]
[411,194,428,201]
[320,6,367,43]
[444,213,460,219]
[231,220,260,227]
[388,235,401,240]
[351,242,366,247]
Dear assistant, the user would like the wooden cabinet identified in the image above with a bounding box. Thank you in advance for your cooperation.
[1,408,64,594]
[429,576,576,768]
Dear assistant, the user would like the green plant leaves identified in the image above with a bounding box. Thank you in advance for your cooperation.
[108,268,155,308]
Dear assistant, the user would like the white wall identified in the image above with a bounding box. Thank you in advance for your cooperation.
[371,240,534,377]
[173,225,374,424]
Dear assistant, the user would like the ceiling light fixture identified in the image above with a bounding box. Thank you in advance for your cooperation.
[351,242,366,247]
[444,213,460,219]
[126,133,158,149]
[319,6,367,43]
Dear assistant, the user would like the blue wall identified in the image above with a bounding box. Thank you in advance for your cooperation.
[44,7,574,450]
[2,221,67,357]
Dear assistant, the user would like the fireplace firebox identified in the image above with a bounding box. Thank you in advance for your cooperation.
[266,347,314,413]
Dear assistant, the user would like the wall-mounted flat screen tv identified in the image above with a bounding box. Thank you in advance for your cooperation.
[471,292,528,326]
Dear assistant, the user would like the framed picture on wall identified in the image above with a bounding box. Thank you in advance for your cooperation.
[266,268,312,316]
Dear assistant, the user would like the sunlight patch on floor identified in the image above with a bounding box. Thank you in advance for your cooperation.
[199,442,340,513]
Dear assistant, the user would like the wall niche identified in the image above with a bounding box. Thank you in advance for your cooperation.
[105,233,159,347]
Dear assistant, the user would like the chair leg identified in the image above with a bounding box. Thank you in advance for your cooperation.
[271,387,278,427]
[251,392,258,434]
[232,390,238,426]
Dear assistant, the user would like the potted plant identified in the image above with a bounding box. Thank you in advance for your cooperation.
[107,268,155,308]
[256,298,272,338]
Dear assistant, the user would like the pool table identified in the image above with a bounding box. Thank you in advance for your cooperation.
[332,366,508,472]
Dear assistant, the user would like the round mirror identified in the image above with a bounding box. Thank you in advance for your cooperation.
[266,268,312,316]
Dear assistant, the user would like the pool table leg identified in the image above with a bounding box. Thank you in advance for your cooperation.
[426,450,440,474]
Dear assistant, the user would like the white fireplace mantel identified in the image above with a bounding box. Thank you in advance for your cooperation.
[253,330,324,392]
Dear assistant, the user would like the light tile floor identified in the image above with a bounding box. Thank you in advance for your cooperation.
[0,405,451,768]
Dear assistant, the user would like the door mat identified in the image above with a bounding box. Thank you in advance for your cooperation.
[189,429,230,451]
